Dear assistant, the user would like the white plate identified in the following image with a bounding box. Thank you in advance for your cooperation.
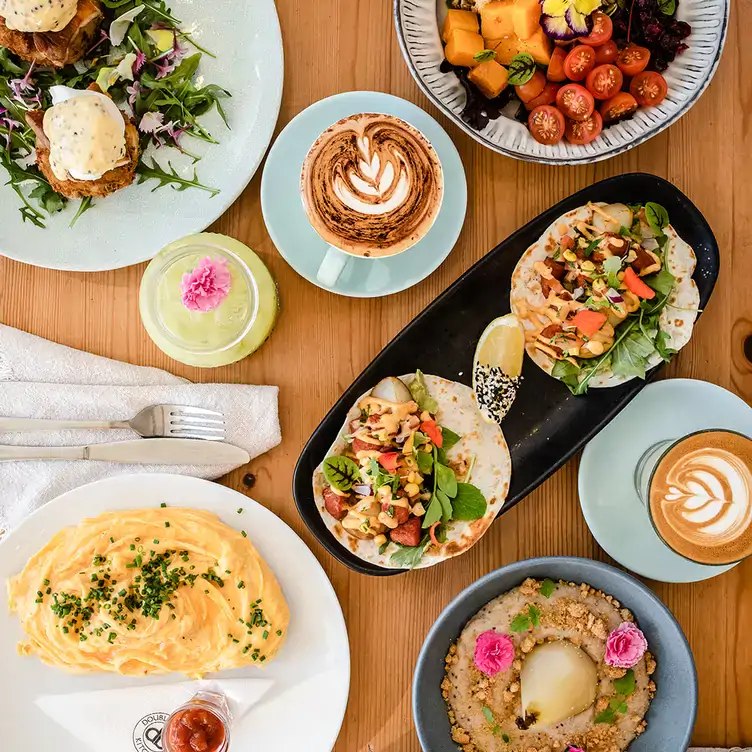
[0,474,350,751]
[579,379,752,583]
[394,0,729,164]
[0,0,284,271]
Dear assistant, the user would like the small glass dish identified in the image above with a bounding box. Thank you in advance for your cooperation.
[162,690,232,752]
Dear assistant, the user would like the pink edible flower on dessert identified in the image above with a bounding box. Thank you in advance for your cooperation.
[181,256,232,312]
[567,747,585,752]
[473,630,515,677]
[605,622,648,669]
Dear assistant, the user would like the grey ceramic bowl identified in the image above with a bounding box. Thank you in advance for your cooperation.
[413,557,697,751]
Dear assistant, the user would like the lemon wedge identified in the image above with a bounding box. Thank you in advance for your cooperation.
[473,314,524,425]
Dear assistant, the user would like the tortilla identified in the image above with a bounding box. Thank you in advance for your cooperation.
[509,203,700,388]
[312,374,512,569]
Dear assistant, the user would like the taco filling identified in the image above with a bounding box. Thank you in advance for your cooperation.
[319,372,492,568]
[512,201,698,394]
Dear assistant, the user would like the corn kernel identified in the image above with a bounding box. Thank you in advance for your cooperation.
[374,534,387,549]
[404,483,420,497]
[581,260,595,272]
[563,250,577,262]
[592,279,606,292]
[411,502,426,517]
[407,472,423,484]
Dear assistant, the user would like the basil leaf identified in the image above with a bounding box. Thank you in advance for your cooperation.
[540,578,556,598]
[645,202,670,234]
[421,495,443,529]
[510,613,532,632]
[435,463,458,498]
[451,483,487,520]
[441,427,462,451]
[474,49,497,63]
[613,668,636,696]
[436,488,454,522]
[389,535,429,568]
[409,370,439,414]
[323,456,361,491]
[506,53,536,86]
[416,450,434,475]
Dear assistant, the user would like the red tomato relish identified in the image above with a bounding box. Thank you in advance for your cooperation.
[164,707,227,752]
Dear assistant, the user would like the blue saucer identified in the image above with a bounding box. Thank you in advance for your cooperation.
[579,379,752,583]
[260,91,467,298]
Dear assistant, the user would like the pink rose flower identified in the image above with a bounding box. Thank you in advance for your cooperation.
[605,622,648,669]
[473,630,515,677]
[181,256,232,312]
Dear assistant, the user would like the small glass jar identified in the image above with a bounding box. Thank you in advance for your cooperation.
[163,690,231,752]
[140,233,279,368]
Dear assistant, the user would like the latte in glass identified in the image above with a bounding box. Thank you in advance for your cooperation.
[646,430,752,565]
[300,113,444,258]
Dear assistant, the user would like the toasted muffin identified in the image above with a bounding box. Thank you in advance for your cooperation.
[0,0,103,68]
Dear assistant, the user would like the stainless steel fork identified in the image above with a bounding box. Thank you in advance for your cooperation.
[0,405,226,441]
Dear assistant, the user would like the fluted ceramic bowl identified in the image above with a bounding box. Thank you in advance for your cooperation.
[394,0,729,164]
[413,557,698,751]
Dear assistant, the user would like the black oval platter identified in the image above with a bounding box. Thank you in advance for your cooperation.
[292,173,720,576]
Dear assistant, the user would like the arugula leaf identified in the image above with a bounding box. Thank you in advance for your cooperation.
[435,462,458,498]
[136,159,220,196]
[451,483,487,520]
[441,427,462,451]
[655,329,677,361]
[551,359,582,391]
[421,495,443,529]
[409,370,439,414]
[613,669,636,696]
[645,202,670,233]
[68,196,95,228]
[643,266,676,298]
[436,489,453,522]
[611,328,656,380]
[390,535,429,568]
[323,456,360,491]
[539,578,556,598]
[416,450,433,475]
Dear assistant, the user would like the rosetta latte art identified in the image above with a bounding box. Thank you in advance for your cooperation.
[301,113,443,258]
[658,449,752,546]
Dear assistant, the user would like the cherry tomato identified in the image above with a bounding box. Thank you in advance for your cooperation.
[600,92,639,123]
[616,44,651,77]
[594,39,618,65]
[565,111,603,144]
[563,45,596,82]
[525,82,561,110]
[528,105,566,145]
[556,83,595,122]
[586,64,623,101]
[515,70,546,103]
[630,71,668,107]
[547,47,568,82]
[578,11,613,46]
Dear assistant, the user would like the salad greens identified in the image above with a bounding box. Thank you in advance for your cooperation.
[0,0,230,226]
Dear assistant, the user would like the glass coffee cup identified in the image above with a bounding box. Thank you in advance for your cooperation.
[634,429,752,566]
[300,112,444,288]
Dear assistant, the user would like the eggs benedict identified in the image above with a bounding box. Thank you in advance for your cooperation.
[25,85,140,199]
[0,0,102,67]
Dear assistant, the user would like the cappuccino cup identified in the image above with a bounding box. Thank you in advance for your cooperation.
[300,112,444,288]
[634,429,752,565]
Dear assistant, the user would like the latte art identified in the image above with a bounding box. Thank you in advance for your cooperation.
[301,113,443,258]
[649,431,752,564]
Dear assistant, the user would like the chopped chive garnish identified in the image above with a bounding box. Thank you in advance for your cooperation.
[241,530,247,538]
[160,503,167,508]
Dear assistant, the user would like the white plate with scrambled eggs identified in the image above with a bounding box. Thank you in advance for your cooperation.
[0,474,350,751]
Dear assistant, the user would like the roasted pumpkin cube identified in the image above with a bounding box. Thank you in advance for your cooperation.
[445,29,486,68]
[519,26,553,65]
[484,35,524,66]
[480,0,515,39]
[512,0,543,39]
[442,9,479,42]
[468,59,509,99]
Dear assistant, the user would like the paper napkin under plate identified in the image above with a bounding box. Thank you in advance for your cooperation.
[36,678,273,752]
[0,324,281,533]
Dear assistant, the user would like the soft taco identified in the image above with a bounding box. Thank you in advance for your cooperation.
[313,371,511,569]
[510,201,700,394]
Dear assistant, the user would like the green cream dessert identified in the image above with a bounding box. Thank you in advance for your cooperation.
[140,233,279,368]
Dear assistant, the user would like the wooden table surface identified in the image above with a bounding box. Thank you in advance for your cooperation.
[1,0,750,749]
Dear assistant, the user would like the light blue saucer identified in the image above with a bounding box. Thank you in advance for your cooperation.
[260,92,467,298]
[579,379,752,583]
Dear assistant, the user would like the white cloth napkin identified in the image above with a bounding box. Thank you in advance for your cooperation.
[0,324,281,533]
[36,678,273,752]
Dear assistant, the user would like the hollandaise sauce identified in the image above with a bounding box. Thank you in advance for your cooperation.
[140,234,280,368]
[43,94,127,182]
[1,0,78,33]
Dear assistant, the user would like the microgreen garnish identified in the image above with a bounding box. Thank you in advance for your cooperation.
[539,579,556,598]
[510,603,541,632]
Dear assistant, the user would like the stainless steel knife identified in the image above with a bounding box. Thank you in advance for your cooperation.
[0,439,250,465]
